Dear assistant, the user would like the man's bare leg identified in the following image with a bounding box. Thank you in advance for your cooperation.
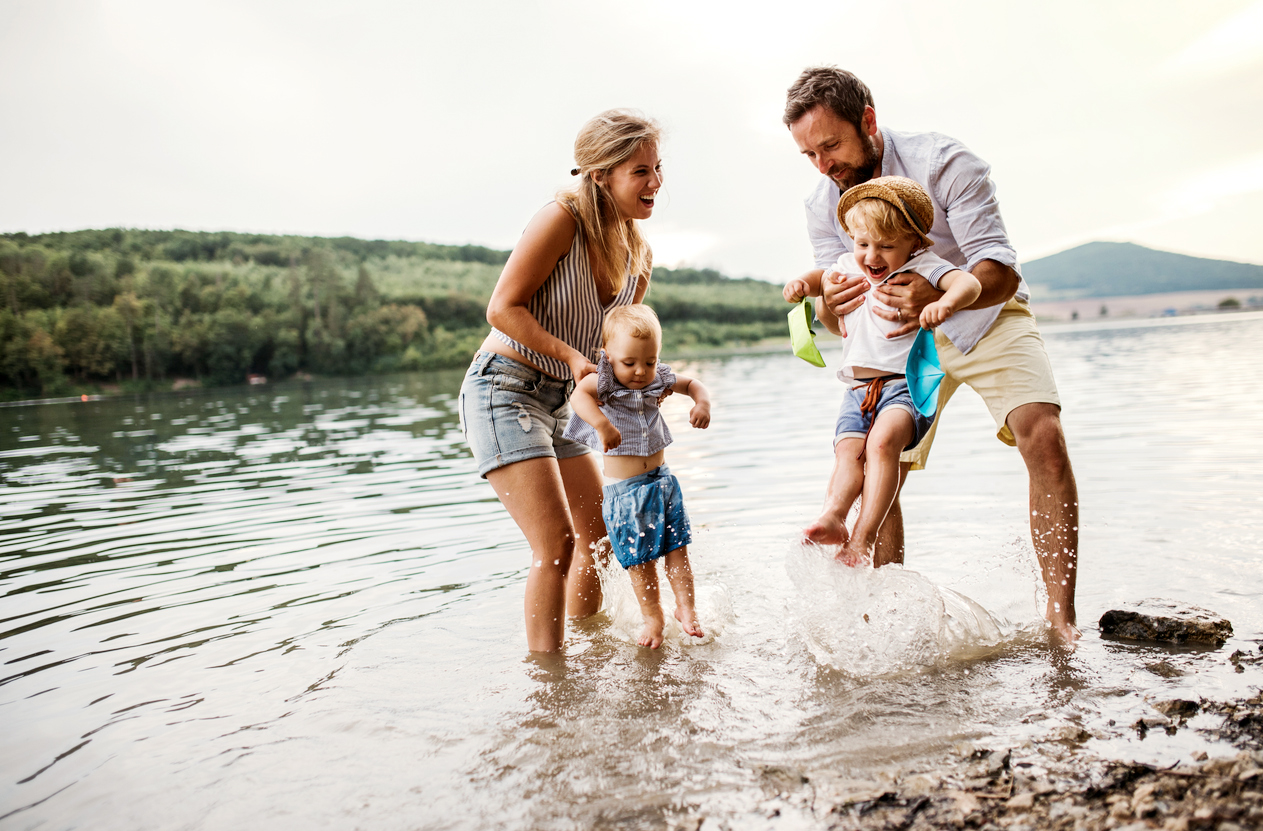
[804,437,866,546]
[1007,402,1080,646]
[872,462,911,566]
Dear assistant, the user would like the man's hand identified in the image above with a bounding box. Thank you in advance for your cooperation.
[820,270,869,337]
[872,271,943,338]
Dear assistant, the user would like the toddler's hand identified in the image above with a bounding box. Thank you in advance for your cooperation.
[689,401,711,429]
[783,278,813,304]
[919,300,953,329]
[598,424,622,453]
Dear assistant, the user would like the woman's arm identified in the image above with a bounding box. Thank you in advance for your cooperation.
[486,203,598,381]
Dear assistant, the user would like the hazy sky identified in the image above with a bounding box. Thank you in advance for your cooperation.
[3,0,1262,280]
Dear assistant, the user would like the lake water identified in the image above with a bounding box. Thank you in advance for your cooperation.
[3,312,1263,830]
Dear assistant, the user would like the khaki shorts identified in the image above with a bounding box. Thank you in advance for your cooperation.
[901,298,1060,470]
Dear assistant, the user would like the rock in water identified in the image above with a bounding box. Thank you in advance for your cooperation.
[1099,598,1232,646]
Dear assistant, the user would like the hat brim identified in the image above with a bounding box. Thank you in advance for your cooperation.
[837,181,935,246]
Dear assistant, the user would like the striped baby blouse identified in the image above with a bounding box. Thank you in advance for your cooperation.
[490,215,639,380]
[563,354,676,456]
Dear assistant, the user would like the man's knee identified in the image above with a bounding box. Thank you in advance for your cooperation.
[1008,403,1072,479]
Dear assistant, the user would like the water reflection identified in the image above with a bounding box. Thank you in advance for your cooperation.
[3,314,1263,828]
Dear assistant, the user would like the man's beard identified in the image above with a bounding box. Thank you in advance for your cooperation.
[832,134,881,191]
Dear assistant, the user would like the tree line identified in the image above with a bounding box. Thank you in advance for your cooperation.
[0,229,788,400]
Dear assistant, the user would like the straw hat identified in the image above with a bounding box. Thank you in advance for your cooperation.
[837,175,935,246]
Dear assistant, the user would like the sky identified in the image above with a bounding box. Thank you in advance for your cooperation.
[2,0,1262,281]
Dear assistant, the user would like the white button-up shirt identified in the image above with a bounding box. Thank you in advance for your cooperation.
[804,128,1030,354]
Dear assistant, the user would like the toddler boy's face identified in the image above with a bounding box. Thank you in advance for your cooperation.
[851,221,919,283]
[605,331,660,390]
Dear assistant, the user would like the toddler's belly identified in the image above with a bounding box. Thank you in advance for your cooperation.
[603,450,666,481]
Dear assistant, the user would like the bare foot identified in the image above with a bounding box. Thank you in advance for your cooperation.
[804,514,848,546]
[674,606,704,639]
[1046,601,1081,649]
[834,540,870,567]
[637,616,665,649]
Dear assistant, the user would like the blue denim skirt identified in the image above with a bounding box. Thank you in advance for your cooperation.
[458,351,592,478]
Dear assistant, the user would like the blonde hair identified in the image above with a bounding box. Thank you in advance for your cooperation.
[602,303,661,346]
[844,198,922,245]
[557,109,661,295]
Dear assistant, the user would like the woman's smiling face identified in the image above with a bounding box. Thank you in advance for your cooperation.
[600,143,662,221]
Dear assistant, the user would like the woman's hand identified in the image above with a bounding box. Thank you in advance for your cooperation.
[567,352,599,383]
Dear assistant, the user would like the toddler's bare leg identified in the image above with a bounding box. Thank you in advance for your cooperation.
[663,547,703,638]
[839,412,915,566]
[804,437,866,547]
[627,561,666,648]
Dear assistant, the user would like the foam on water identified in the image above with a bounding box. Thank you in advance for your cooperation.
[786,543,1009,675]
[594,543,732,646]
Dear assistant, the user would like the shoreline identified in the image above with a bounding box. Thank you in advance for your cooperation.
[739,679,1263,830]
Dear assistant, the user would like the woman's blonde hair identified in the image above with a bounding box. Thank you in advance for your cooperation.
[558,109,661,295]
[603,303,661,346]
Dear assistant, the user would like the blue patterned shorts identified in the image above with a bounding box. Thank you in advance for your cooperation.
[602,465,692,569]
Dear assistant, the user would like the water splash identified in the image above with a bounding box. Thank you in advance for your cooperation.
[594,542,731,646]
[786,543,1005,675]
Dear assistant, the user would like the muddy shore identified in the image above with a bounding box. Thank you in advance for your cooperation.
[688,646,1263,831]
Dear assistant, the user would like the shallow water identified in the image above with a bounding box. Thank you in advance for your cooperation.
[3,312,1263,830]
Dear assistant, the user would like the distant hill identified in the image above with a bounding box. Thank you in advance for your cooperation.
[1021,242,1263,300]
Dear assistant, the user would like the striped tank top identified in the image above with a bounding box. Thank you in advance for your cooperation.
[490,217,639,380]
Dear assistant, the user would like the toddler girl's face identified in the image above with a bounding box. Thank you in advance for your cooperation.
[604,331,660,390]
[851,221,919,283]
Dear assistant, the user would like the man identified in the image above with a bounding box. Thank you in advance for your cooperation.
[784,66,1080,645]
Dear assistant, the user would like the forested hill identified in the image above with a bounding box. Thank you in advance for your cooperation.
[0,228,786,400]
[1022,242,1263,300]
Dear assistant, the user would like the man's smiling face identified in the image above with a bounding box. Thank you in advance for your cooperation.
[789,104,881,192]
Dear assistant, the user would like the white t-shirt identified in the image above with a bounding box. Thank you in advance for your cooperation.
[805,128,1030,355]
[832,250,957,386]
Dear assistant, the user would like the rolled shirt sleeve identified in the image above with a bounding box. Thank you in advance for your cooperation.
[805,178,848,270]
[933,142,1023,279]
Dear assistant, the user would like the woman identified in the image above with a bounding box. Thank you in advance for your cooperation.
[459,109,663,652]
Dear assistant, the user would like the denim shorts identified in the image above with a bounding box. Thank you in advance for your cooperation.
[458,351,593,478]
[835,377,934,451]
[602,465,692,569]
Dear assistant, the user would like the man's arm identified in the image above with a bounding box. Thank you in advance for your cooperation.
[969,259,1019,308]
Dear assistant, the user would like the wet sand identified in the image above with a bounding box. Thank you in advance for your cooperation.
[709,647,1263,831]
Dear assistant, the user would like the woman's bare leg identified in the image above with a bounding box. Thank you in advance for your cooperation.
[486,457,578,653]
[557,452,609,618]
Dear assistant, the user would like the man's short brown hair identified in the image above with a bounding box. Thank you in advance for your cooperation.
[783,66,874,133]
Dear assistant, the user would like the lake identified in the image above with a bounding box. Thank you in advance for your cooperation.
[3,311,1263,830]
